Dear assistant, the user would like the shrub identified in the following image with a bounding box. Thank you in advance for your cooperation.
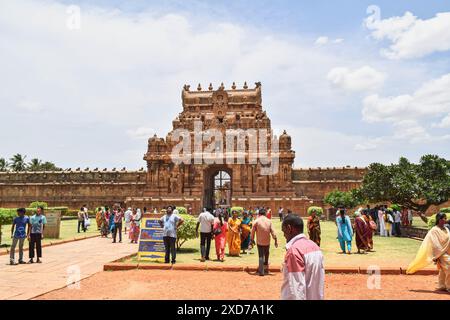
[0,209,18,245]
[176,207,187,215]
[176,216,197,250]
[440,207,450,214]
[307,206,323,217]
[390,204,402,212]
[29,201,48,209]
[427,214,437,229]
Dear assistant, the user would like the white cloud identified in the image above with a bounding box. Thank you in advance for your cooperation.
[366,11,450,59]
[17,100,44,113]
[327,66,386,92]
[433,114,450,129]
[362,73,450,123]
[315,36,329,45]
[127,127,155,140]
[333,38,344,44]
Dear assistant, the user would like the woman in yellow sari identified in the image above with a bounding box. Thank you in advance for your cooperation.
[407,212,450,292]
[227,210,242,256]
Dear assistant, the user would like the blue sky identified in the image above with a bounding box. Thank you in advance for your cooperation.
[0,0,449,169]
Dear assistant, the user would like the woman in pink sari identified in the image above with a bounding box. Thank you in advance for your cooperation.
[129,208,142,244]
[213,213,228,262]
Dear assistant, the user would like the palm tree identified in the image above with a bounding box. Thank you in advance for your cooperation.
[40,161,62,171]
[0,158,8,171]
[28,158,43,171]
[9,154,27,171]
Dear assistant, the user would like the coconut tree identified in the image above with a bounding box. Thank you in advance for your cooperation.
[28,158,43,171]
[0,158,8,171]
[9,154,27,171]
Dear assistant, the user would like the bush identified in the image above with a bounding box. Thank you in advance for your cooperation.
[441,207,450,214]
[0,209,18,245]
[176,207,187,215]
[176,215,197,250]
[390,204,402,212]
[29,201,49,209]
[307,206,323,217]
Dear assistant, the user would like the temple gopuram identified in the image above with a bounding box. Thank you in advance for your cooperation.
[0,82,367,215]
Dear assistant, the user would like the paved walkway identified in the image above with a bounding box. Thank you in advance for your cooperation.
[0,236,137,300]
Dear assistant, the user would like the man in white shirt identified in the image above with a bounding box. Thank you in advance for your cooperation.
[196,208,215,262]
[393,210,402,237]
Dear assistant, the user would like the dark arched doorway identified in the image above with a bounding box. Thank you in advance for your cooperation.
[203,167,232,210]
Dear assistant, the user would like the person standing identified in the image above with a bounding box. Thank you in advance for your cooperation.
[307,209,321,247]
[112,206,124,243]
[100,208,109,237]
[240,211,252,254]
[378,207,386,236]
[266,207,272,220]
[77,207,87,233]
[213,213,228,262]
[384,210,393,237]
[28,206,47,263]
[278,207,284,222]
[250,208,278,276]
[336,209,353,254]
[124,207,133,234]
[408,209,414,226]
[95,207,103,231]
[159,206,184,264]
[129,208,141,244]
[10,208,30,265]
[393,209,402,237]
[280,215,324,300]
[227,210,242,257]
[196,208,215,262]
[363,210,376,251]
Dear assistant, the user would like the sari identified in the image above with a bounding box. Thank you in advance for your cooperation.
[354,216,369,251]
[96,210,102,230]
[214,220,228,260]
[100,212,109,237]
[407,226,450,276]
[129,214,140,243]
[240,217,252,250]
[307,215,321,247]
[227,218,242,256]
[363,215,374,250]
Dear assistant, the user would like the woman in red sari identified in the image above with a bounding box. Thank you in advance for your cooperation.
[355,211,369,254]
[213,213,228,262]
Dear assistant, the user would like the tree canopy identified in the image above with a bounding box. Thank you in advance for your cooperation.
[324,190,360,209]
[0,154,62,172]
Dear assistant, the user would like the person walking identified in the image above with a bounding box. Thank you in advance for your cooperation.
[28,206,47,263]
[336,209,353,254]
[354,211,369,254]
[129,208,141,243]
[280,215,324,300]
[196,207,215,262]
[10,208,30,265]
[250,208,278,276]
[159,206,184,264]
[278,207,284,222]
[393,209,402,237]
[227,210,242,257]
[213,213,228,262]
[240,211,252,254]
[124,207,133,234]
[112,206,124,243]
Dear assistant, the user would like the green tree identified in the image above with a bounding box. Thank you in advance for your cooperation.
[9,154,27,171]
[0,158,8,171]
[176,216,197,250]
[358,155,450,223]
[40,161,62,171]
[28,158,43,171]
[324,190,360,209]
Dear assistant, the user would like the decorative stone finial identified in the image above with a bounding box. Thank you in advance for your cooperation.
[219,82,225,90]
[255,81,261,88]
[243,81,248,89]
[208,83,213,91]
[232,82,237,90]
[183,84,190,92]
[197,83,202,91]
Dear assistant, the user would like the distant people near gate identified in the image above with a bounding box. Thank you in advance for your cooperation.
[213,213,228,262]
[227,210,242,256]
[112,206,124,243]
[307,209,321,247]
[29,206,47,264]
[336,209,352,255]
[278,207,284,222]
[281,215,324,300]
[159,206,184,264]
[10,208,30,265]
[250,208,278,276]
[196,207,215,262]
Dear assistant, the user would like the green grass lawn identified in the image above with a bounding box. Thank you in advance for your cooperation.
[1,219,100,252]
[134,219,424,268]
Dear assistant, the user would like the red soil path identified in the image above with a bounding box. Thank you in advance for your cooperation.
[36,270,450,300]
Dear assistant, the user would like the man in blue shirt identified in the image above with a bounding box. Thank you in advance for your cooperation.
[10,208,30,265]
[28,206,47,263]
[159,206,184,264]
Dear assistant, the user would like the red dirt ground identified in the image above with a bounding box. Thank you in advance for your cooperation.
[36,270,450,300]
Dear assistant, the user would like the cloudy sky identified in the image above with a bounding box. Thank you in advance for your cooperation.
[1,0,449,169]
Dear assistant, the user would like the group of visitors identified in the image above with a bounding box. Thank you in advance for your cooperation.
[95,204,142,244]
[9,206,47,265]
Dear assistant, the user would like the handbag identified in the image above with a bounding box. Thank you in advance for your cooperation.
[84,218,91,228]
[213,226,222,236]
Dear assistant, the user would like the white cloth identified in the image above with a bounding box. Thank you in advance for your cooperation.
[198,211,215,233]
[125,209,132,223]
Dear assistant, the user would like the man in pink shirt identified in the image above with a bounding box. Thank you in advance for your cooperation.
[281,215,324,300]
[250,208,278,276]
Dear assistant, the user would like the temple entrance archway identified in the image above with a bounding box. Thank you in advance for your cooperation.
[203,167,232,210]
